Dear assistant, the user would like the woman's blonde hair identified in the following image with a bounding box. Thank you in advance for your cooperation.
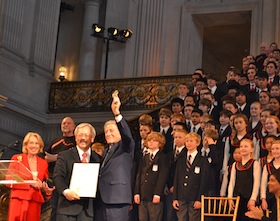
[22,132,44,153]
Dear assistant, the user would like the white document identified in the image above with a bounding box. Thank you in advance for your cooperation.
[69,163,100,198]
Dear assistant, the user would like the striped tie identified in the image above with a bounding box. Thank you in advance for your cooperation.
[150,153,154,161]
[186,155,192,172]
[174,149,180,160]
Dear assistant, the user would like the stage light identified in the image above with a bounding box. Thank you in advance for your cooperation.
[120,29,133,39]
[91,24,133,78]
[108,27,119,37]
[91,24,104,37]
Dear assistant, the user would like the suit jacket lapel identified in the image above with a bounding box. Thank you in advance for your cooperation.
[146,152,158,170]
[190,153,200,170]
[71,147,81,163]
[102,143,118,167]
[90,150,100,163]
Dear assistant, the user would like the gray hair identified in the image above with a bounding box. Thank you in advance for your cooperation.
[74,123,96,138]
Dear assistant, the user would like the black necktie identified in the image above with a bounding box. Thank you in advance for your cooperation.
[101,145,112,168]
[174,149,180,160]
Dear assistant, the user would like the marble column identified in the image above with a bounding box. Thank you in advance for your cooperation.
[79,0,102,80]
[275,0,280,44]
[133,0,165,77]
[261,0,276,44]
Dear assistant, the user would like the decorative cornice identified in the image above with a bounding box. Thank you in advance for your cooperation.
[49,75,191,113]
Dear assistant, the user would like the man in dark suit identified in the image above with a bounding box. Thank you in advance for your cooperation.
[95,91,135,221]
[266,61,279,85]
[53,123,101,221]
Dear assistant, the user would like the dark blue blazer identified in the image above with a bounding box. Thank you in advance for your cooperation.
[98,118,135,204]
[173,152,209,202]
[134,150,169,201]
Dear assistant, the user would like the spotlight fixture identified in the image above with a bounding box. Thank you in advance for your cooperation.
[108,27,119,37]
[91,24,104,37]
[58,66,67,82]
[120,29,133,39]
[90,24,133,79]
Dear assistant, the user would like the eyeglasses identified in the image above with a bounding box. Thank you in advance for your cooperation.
[77,133,91,138]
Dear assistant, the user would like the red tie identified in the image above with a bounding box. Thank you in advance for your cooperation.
[269,78,273,86]
[250,84,254,91]
[82,152,87,163]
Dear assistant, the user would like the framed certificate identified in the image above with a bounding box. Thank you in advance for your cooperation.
[69,163,100,198]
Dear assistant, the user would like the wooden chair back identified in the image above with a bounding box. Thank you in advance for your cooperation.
[201,195,240,221]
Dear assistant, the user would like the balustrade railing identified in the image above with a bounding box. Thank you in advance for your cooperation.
[48,75,191,113]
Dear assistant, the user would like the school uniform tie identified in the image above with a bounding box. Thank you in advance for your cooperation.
[219,128,224,135]
[269,77,273,86]
[174,148,180,160]
[150,153,154,161]
[82,152,87,163]
[192,127,196,133]
[250,84,255,91]
[186,155,192,172]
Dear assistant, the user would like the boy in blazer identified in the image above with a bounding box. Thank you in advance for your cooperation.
[165,129,187,221]
[134,132,169,221]
[154,108,174,153]
[172,132,209,221]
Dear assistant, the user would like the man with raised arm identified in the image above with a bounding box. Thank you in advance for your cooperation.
[95,91,135,221]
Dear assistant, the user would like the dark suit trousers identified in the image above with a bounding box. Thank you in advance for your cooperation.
[139,200,163,221]
[56,209,93,221]
[94,197,130,221]
[176,200,200,221]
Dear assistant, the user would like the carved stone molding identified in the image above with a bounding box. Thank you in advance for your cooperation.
[49,75,191,113]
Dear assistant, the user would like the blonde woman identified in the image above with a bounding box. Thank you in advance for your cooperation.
[8,132,54,221]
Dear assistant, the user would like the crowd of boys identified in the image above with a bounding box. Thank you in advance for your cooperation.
[130,42,280,221]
